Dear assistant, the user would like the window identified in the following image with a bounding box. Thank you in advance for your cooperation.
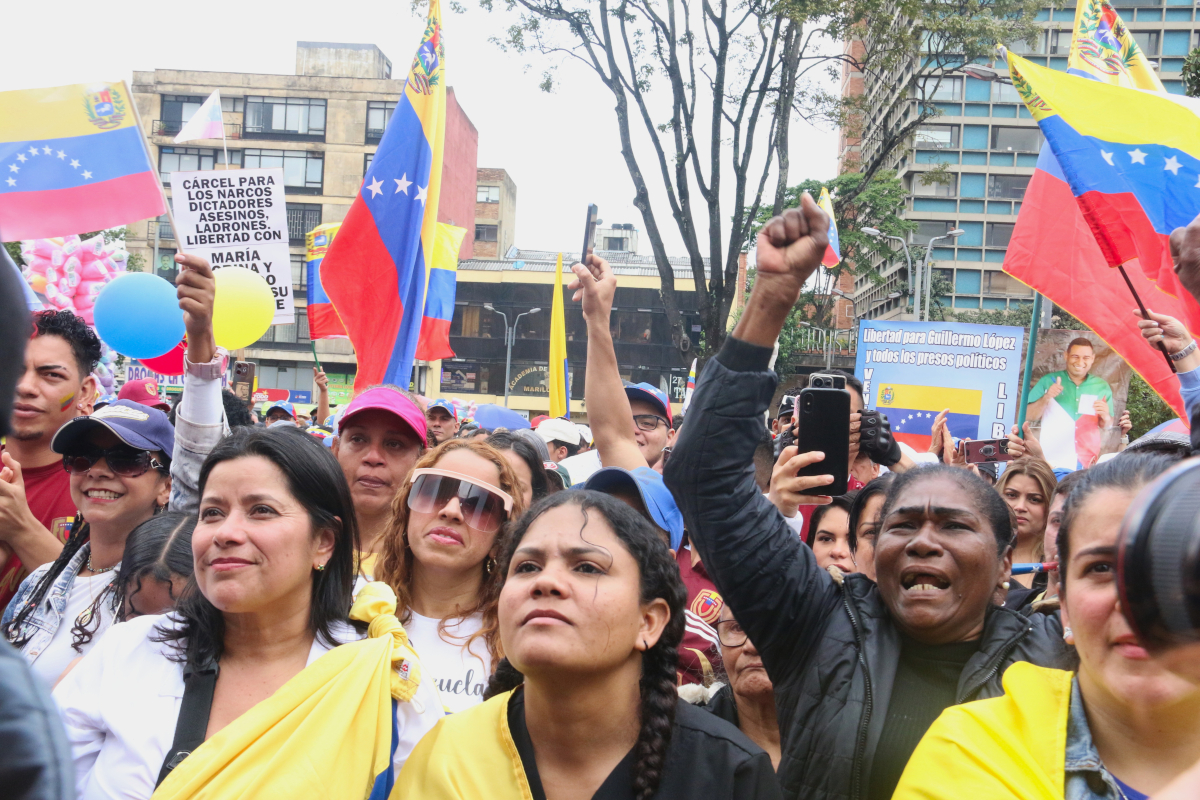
[161,95,204,122]
[243,149,323,191]
[917,76,962,102]
[1008,33,1044,55]
[220,96,245,113]
[244,96,327,138]
[604,236,627,251]
[988,174,1030,200]
[159,147,240,183]
[366,101,396,143]
[912,173,957,196]
[477,186,500,203]
[915,124,958,149]
[475,224,498,242]
[984,270,1032,295]
[291,253,306,290]
[286,204,322,245]
[986,222,1014,247]
[1133,31,1160,56]
[991,81,1021,103]
[364,152,374,176]
[1047,29,1067,55]
[912,221,954,245]
[991,126,1043,152]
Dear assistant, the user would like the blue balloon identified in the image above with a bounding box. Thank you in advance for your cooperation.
[93,273,185,360]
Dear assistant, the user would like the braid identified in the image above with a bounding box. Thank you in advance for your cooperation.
[70,581,119,652]
[632,618,684,799]
[483,657,525,700]
[4,516,88,647]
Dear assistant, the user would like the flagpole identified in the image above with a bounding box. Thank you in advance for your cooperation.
[1017,293,1044,429]
[125,81,184,252]
[1117,264,1176,374]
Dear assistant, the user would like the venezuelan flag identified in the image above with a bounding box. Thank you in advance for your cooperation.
[0,82,164,240]
[548,253,569,418]
[322,1,446,392]
[415,222,465,362]
[875,383,981,451]
[1003,5,1188,417]
[818,187,840,268]
[305,222,347,339]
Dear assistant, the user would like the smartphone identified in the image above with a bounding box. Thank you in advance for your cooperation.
[795,386,850,496]
[808,373,846,390]
[232,361,256,402]
[962,438,1012,464]
[581,204,599,264]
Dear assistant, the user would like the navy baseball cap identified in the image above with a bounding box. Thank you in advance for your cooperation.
[266,401,295,419]
[624,382,672,423]
[583,466,684,551]
[427,399,457,420]
[51,400,175,458]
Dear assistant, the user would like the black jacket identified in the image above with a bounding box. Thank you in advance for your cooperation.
[510,690,782,799]
[664,339,1072,800]
[0,639,74,800]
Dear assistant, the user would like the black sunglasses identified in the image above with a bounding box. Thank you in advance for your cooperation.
[62,446,168,478]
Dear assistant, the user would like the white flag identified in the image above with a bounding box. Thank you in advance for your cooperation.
[173,90,225,143]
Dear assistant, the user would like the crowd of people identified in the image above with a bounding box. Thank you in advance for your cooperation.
[1,196,1199,799]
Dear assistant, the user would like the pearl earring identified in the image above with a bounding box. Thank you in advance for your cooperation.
[1063,626,1073,644]
[1001,581,1011,590]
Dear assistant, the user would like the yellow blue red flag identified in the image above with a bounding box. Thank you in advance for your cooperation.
[417,222,466,361]
[321,0,447,392]
[817,187,840,267]
[0,82,164,240]
[1067,0,1163,90]
[548,253,570,418]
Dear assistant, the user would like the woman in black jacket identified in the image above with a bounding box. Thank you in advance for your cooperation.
[664,199,1071,800]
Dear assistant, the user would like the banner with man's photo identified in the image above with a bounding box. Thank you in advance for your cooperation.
[1024,330,1132,471]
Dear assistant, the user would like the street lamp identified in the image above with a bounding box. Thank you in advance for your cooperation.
[922,229,964,321]
[484,304,542,407]
[863,227,918,320]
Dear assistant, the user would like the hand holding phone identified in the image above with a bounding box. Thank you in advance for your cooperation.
[962,438,1012,464]
[795,386,850,496]
[581,204,598,265]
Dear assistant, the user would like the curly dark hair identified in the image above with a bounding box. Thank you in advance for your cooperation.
[483,490,688,800]
[221,389,256,427]
[33,310,102,377]
[486,430,550,503]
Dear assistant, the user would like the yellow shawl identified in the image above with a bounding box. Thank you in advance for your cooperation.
[153,582,424,800]
[892,662,1073,800]
[397,689,533,799]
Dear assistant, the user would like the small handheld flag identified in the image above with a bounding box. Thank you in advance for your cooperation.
[173,90,225,143]
[682,358,697,416]
[548,253,570,419]
[817,187,841,268]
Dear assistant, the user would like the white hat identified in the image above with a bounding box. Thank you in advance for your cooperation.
[536,417,581,446]
[575,424,593,445]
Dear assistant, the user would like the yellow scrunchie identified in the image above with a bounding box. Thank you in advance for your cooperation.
[350,581,423,702]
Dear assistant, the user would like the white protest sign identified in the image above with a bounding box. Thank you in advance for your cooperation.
[170,168,294,325]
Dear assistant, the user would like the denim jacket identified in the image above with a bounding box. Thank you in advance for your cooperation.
[2,371,225,664]
[0,543,94,665]
[1065,678,1134,800]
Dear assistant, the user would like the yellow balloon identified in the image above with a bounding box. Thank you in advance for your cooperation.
[212,267,275,350]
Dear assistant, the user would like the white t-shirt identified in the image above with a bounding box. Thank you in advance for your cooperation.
[405,611,491,714]
[560,449,602,485]
[32,572,116,689]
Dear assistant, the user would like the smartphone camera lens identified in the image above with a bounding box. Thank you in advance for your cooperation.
[981,445,995,457]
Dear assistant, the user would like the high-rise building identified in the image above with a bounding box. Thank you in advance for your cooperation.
[842,3,1200,321]
[126,42,478,411]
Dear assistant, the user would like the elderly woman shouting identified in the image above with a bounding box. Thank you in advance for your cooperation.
[665,198,1072,800]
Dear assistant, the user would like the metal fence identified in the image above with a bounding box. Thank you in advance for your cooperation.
[794,326,858,369]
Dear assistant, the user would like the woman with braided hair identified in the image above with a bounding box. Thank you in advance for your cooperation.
[398,490,780,800]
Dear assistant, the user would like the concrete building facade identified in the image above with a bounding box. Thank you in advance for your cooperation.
[842,2,1200,321]
[473,168,517,258]
[126,42,479,411]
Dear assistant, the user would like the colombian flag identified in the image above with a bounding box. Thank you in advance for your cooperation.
[0,82,164,240]
[548,253,570,418]
[818,187,841,268]
[305,222,347,339]
[875,384,981,451]
[1003,6,1189,417]
[322,1,447,392]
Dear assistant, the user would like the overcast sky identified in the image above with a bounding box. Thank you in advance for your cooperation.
[0,0,840,258]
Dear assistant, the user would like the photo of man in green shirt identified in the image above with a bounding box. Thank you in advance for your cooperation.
[1027,337,1114,469]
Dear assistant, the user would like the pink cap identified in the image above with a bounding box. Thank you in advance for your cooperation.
[338,387,427,441]
[117,378,170,412]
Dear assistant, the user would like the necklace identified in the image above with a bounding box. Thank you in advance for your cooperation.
[86,552,117,575]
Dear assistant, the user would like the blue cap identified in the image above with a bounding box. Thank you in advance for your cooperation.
[624,382,672,423]
[427,399,457,420]
[51,400,175,458]
[583,466,684,550]
[266,401,295,419]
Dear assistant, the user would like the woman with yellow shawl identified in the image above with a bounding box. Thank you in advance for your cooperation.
[893,453,1200,800]
[53,427,442,800]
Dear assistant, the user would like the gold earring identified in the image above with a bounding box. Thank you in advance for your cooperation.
[315,563,326,572]
[485,556,495,575]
